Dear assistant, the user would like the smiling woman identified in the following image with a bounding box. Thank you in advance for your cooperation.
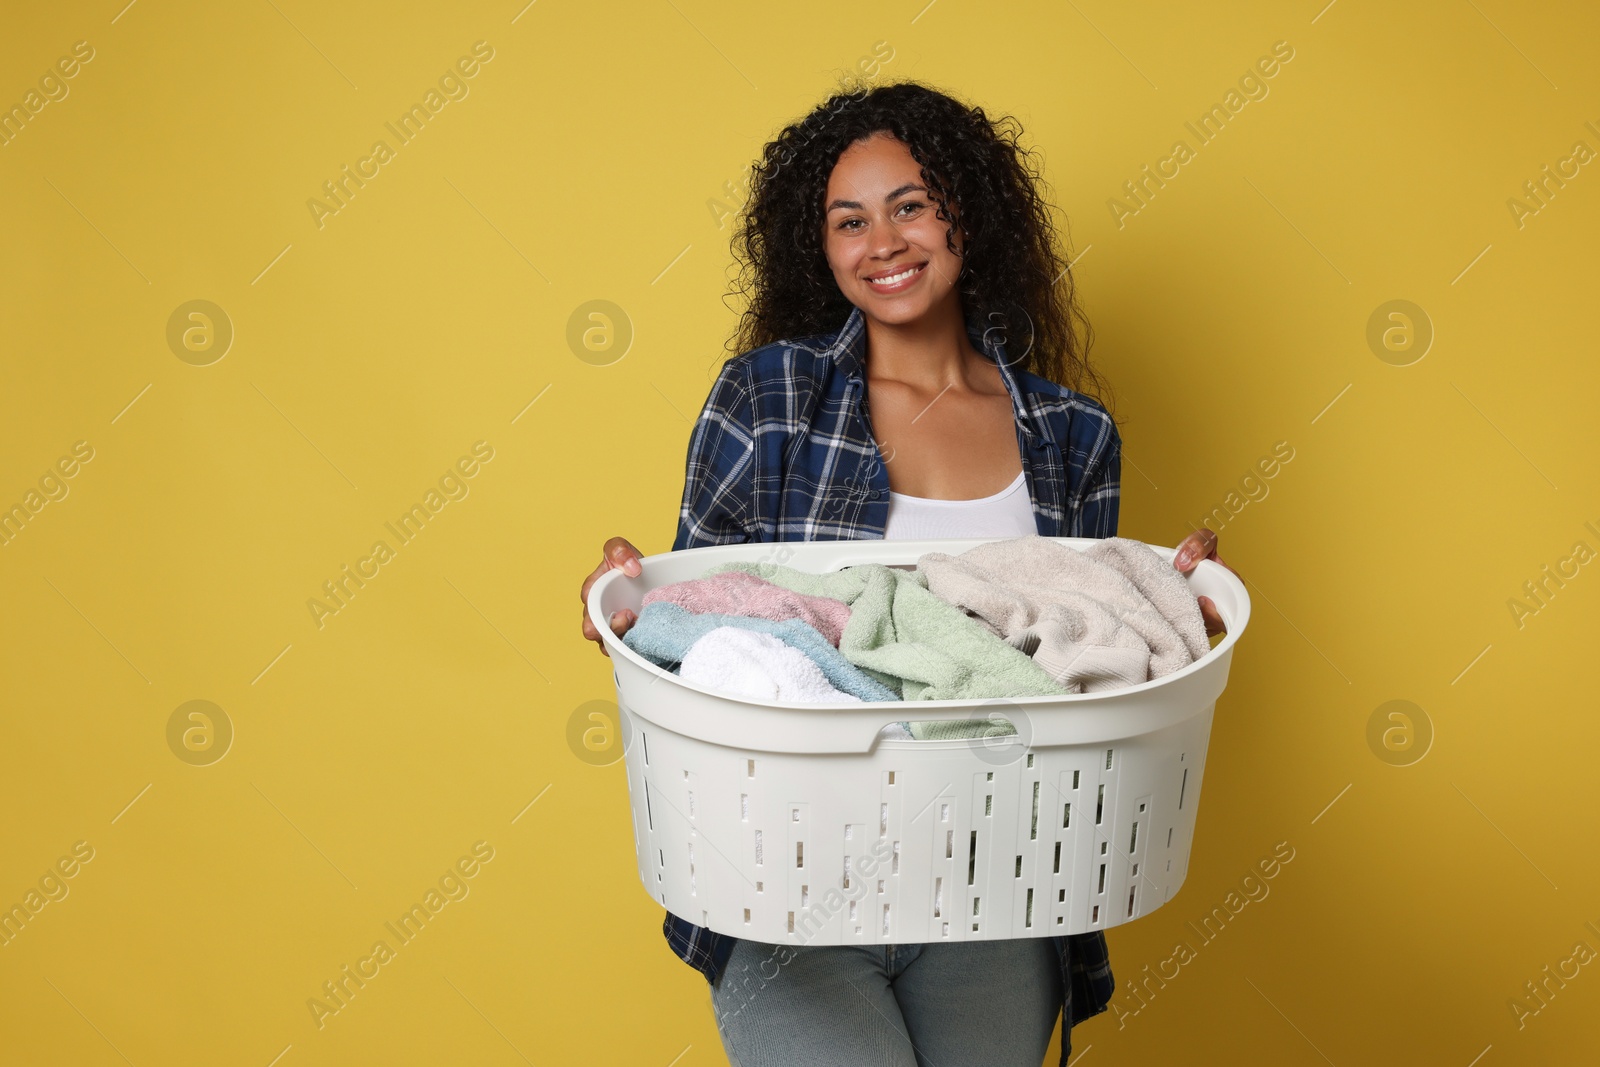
[579,77,1241,1067]
[820,130,1031,503]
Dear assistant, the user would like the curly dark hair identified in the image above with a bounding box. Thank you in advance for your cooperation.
[723,78,1114,414]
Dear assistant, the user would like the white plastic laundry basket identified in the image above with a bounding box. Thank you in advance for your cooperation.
[587,537,1250,947]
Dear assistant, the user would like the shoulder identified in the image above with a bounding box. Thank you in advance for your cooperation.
[734,331,840,378]
[705,331,844,411]
[1014,369,1120,452]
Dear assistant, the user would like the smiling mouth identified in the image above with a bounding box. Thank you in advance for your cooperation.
[866,263,927,287]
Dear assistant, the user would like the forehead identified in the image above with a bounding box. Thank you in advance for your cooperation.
[825,132,921,197]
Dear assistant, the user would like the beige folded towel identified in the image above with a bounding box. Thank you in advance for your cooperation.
[1081,537,1211,661]
[916,535,1210,693]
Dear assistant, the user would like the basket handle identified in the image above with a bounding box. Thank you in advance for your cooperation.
[879,710,1021,742]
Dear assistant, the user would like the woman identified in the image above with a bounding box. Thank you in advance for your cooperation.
[579,80,1236,1067]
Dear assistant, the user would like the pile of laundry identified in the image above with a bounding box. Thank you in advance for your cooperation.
[621,535,1210,740]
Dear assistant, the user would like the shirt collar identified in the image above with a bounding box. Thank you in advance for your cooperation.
[822,303,1056,448]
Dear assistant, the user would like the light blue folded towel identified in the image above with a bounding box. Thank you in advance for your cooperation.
[622,601,898,702]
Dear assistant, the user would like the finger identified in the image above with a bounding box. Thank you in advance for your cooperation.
[1173,529,1217,572]
[583,538,643,604]
[581,605,633,641]
[586,608,629,658]
[1198,595,1226,637]
[605,536,643,578]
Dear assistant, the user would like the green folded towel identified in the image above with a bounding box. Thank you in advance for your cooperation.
[702,560,1068,710]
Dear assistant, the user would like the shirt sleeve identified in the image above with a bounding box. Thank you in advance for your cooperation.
[1066,409,1121,539]
[672,357,758,551]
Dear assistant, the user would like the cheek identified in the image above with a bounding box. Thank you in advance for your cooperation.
[823,236,853,274]
[913,217,957,258]
[912,228,960,279]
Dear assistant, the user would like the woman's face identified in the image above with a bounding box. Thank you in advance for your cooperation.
[822,131,965,325]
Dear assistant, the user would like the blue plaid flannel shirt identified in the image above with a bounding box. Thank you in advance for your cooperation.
[665,303,1122,1061]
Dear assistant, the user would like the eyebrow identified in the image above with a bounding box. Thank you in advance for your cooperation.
[825,183,926,213]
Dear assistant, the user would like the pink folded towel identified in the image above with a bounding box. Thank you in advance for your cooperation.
[641,569,852,647]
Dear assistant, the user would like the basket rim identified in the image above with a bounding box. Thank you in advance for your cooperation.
[588,535,1251,712]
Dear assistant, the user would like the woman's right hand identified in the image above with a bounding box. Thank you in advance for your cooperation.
[581,536,644,657]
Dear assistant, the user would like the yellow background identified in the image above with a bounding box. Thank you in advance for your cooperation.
[2,1,1597,1064]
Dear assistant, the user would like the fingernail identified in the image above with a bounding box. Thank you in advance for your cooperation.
[623,558,641,577]
[1174,551,1191,568]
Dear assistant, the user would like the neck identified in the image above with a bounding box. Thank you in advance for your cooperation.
[861,295,979,388]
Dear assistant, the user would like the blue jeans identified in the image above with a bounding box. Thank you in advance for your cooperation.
[710,936,1062,1067]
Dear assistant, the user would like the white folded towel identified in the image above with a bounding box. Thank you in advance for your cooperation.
[679,626,864,704]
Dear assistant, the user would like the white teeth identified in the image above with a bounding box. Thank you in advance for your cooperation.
[868,264,922,286]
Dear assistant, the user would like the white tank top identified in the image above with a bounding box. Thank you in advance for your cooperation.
[881,469,1038,540]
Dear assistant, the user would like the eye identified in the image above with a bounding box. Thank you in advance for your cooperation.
[835,202,922,232]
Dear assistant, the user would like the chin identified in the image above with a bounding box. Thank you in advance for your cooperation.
[860,300,932,325]
[864,286,953,317]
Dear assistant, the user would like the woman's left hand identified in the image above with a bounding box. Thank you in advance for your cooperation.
[1172,528,1240,637]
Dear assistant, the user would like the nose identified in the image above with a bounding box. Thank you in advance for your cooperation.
[870,213,908,260]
